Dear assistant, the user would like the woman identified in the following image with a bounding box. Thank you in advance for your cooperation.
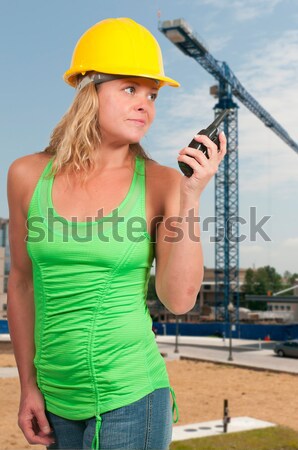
[7,18,226,450]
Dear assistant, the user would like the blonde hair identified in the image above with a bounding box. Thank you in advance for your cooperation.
[44,80,154,177]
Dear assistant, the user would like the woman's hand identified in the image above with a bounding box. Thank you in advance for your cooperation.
[177,131,227,201]
[18,385,55,446]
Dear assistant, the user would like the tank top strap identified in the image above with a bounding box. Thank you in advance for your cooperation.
[134,155,146,220]
[119,155,146,222]
[27,157,54,219]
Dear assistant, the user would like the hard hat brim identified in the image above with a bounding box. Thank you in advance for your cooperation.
[63,69,180,89]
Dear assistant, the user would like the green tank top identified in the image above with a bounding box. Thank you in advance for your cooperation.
[26,155,178,449]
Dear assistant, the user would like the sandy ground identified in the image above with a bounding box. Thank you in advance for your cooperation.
[1,342,298,450]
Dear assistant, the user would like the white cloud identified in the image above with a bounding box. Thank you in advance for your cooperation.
[238,123,298,194]
[224,28,298,194]
[239,242,297,274]
[207,35,232,53]
[238,30,298,97]
[240,244,264,255]
[271,240,298,274]
[283,238,298,248]
[197,0,282,21]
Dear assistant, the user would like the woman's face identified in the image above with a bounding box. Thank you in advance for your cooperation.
[97,77,158,147]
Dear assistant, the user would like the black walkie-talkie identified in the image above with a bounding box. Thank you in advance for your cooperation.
[178,109,230,177]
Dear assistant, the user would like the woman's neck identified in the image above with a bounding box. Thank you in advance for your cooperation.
[93,143,133,170]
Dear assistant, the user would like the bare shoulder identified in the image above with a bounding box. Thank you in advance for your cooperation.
[8,152,51,179]
[8,152,52,214]
[146,158,183,187]
[145,159,183,218]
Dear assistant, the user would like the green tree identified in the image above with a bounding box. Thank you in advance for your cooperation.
[243,266,283,310]
[283,271,298,286]
[242,268,255,294]
[280,271,298,296]
[243,266,282,295]
[256,266,283,295]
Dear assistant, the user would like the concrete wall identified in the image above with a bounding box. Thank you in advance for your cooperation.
[268,301,298,322]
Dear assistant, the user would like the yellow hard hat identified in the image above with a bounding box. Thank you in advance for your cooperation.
[63,17,180,88]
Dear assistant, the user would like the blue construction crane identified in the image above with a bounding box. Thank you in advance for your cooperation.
[158,19,298,329]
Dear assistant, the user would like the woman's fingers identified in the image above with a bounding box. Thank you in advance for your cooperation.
[193,134,218,156]
[18,398,54,446]
[20,413,54,445]
[179,147,209,167]
[180,132,226,161]
[179,131,226,167]
[177,131,227,197]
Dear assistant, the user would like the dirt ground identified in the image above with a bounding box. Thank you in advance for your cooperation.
[1,342,298,450]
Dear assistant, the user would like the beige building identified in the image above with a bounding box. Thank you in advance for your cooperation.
[266,284,298,322]
[267,285,298,322]
[0,247,4,295]
[197,267,247,308]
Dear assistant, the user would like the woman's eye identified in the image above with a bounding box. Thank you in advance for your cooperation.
[148,93,158,102]
[124,87,135,95]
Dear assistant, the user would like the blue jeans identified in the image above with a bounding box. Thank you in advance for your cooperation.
[45,388,173,450]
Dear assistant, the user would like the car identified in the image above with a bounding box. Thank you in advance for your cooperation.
[274,339,298,358]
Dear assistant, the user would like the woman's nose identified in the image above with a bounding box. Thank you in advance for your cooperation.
[134,100,146,112]
[133,94,150,112]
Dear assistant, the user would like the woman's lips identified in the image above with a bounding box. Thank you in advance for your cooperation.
[127,118,146,126]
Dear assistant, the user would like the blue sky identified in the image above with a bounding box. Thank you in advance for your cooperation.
[1,0,297,275]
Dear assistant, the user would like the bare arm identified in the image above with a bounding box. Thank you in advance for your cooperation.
[155,170,203,314]
[155,132,226,314]
[7,156,54,446]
